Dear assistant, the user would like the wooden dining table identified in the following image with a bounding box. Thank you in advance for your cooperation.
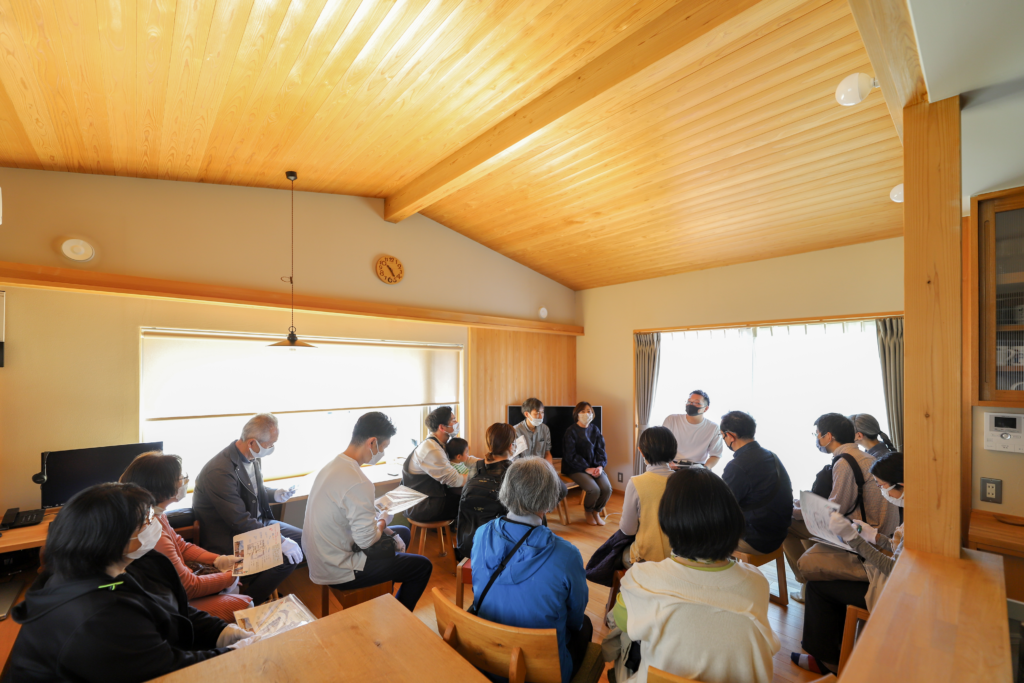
[149,594,490,682]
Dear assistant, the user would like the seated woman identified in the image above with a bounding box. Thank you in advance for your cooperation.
[403,406,481,522]
[563,401,613,525]
[120,451,253,620]
[613,467,780,683]
[471,458,592,683]
[456,423,515,560]
[619,426,676,566]
[795,451,905,676]
[7,483,254,683]
[848,413,896,458]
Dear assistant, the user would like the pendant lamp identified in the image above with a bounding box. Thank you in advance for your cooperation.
[270,171,315,349]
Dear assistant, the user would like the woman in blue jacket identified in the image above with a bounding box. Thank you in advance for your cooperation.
[563,401,612,525]
[470,458,592,683]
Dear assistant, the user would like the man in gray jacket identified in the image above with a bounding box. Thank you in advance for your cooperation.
[193,413,302,605]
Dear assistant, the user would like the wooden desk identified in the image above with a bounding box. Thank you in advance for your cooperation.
[969,509,1024,601]
[839,548,1011,683]
[0,509,57,554]
[149,594,489,683]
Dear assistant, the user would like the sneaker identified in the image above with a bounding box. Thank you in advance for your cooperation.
[790,585,806,604]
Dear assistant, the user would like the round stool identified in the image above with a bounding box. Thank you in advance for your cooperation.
[407,518,454,557]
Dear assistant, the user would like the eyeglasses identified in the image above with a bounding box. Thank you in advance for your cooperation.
[811,431,822,439]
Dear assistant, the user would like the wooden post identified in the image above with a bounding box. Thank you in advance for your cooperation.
[903,95,962,557]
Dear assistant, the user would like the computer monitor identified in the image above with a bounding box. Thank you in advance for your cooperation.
[39,442,163,509]
[506,405,602,460]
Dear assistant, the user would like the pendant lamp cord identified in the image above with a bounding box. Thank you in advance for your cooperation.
[290,177,295,333]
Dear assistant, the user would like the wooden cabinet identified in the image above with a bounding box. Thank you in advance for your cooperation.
[976,186,1024,404]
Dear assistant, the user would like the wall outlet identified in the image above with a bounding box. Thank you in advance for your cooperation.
[981,477,1003,504]
[617,472,623,483]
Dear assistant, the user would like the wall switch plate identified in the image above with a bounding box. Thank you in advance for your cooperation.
[981,477,1003,504]
[617,472,623,482]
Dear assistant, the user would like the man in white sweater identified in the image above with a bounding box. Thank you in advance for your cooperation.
[662,389,724,469]
[303,412,433,611]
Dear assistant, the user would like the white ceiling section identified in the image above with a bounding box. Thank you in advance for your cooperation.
[906,0,1024,213]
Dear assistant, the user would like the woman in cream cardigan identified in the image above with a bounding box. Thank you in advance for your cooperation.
[611,467,780,683]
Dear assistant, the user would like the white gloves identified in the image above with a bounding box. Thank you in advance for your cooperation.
[227,634,263,650]
[854,521,879,545]
[214,555,243,572]
[274,485,297,503]
[281,536,304,564]
[393,533,406,553]
[216,624,255,648]
[828,511,859,542]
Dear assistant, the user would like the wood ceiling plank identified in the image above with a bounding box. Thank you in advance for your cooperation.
[0,77,41,169]
[95,0,138,177]
[383,0,772,222]
[197,0,334,185]
[157,0,218,178]
[137,0,179,178]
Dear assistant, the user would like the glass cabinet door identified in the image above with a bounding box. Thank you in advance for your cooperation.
[981,191,1024,402]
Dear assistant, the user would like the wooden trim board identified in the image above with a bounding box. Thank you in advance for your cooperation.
[633,310,903,334]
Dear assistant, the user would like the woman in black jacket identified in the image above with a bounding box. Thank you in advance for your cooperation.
[563,401,612,525]
[455,423,515,559]
[5,483,254,683]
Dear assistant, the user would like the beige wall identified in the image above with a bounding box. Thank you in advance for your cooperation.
[0,167,575,324]
[972,405,1024,517]
[576,237,906,489]
[0,285,468,509]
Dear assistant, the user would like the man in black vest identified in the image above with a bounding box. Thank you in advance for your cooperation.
[403,406,481,522]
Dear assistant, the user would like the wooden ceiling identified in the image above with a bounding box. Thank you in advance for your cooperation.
[0,0,902,290]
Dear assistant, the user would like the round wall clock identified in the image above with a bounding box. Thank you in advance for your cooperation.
[375,255,404,285]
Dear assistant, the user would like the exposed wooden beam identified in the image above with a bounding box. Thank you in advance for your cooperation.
[903,95,961,557]
[846,0,928,142]
[383,0,771,223]
[0,261,583,336]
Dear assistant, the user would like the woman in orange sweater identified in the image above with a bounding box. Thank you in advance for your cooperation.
[121,451,253,621]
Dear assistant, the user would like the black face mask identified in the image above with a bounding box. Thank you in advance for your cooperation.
[685,405,701,417]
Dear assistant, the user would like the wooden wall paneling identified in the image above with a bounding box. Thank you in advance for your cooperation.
[962,216,977,547]
[903,95,962,558]
[466,329,576,458]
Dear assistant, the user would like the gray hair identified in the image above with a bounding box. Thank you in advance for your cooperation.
[240,413,279,442]
[498,458,562,516]
[848,413,895,451]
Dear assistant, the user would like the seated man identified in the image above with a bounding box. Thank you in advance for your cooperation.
[403,406,480,521]
[719,411,794,555]
[192,413,302,605]
[512,397,568,500]
[303,412,433,612]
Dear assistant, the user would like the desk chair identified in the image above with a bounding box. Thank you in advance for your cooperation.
[321,581,394,617]
[407,517,458,574]
[731,546,788,606]
[432,588,604,683]
[838,605,870,673]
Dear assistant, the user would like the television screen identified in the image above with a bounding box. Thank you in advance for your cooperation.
[40,442,164,508]
[506,405,602,459]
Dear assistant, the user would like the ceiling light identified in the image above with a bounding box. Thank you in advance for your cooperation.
[61,238,95,262]
[539,307,548,319]
[835,73,879,106]
[270,171,315,350]
[890,184,904,203]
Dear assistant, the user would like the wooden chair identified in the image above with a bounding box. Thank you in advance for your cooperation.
[553,459,605,525]
[455,557,473,609]
[321,581,394,617]
[432,588,604,683]
[838,605,871,673]
[731,546,788,606]
[605,569,626,615]
[647,667,836,683]
[408,517,457,573]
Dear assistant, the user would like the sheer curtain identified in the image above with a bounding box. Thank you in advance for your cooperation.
[651,321,889,491]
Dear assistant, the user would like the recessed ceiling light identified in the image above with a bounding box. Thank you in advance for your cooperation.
[835,73,879,106]
[61,238,95,262]
[890,184,904,203]
[539,307,548,319]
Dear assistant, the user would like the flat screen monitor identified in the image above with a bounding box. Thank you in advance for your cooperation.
[506,405,602,460]
[40,442,163,509]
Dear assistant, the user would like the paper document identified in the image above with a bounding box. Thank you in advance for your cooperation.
[375,485,428,516]
[232,526,284,576]
[798,490,854,551]
[513,435,528,458]
[234,594,316,637]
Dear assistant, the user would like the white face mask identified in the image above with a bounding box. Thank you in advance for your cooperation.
[528,416,544,428]
[448,422,460,437]
[368,439,386,466]
[880,484,904,508]
[579,412,593,426]
[126,519,161,560]
[250,440,275,458]
[173,481,187,503]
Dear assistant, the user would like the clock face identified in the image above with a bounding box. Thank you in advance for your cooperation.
[375,255,404,284]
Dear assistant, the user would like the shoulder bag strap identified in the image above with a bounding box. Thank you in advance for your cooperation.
[838,453,867,520]
[468,522,537,616]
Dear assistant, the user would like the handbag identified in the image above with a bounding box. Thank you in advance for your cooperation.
[468,521,536,615]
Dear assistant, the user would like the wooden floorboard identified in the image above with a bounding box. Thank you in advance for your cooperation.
[281,490,819,683]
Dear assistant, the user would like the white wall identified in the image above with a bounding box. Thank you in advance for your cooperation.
[576,238,906,489]
[0,167,575,324]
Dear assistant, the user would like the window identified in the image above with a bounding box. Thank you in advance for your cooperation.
[140,330,462,483]
[650,321,889,491]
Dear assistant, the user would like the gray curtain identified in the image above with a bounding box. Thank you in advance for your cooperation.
[634,332,661,476]
[876,317,904,451]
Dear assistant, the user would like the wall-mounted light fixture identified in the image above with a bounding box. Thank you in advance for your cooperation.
[890,184,904,203]
[835,73,879,106]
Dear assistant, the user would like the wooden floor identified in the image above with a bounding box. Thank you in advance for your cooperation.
[281,490,819,683]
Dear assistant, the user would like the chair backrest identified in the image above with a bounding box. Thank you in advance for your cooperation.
[647,667,701,683]
[432,587,562,683]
